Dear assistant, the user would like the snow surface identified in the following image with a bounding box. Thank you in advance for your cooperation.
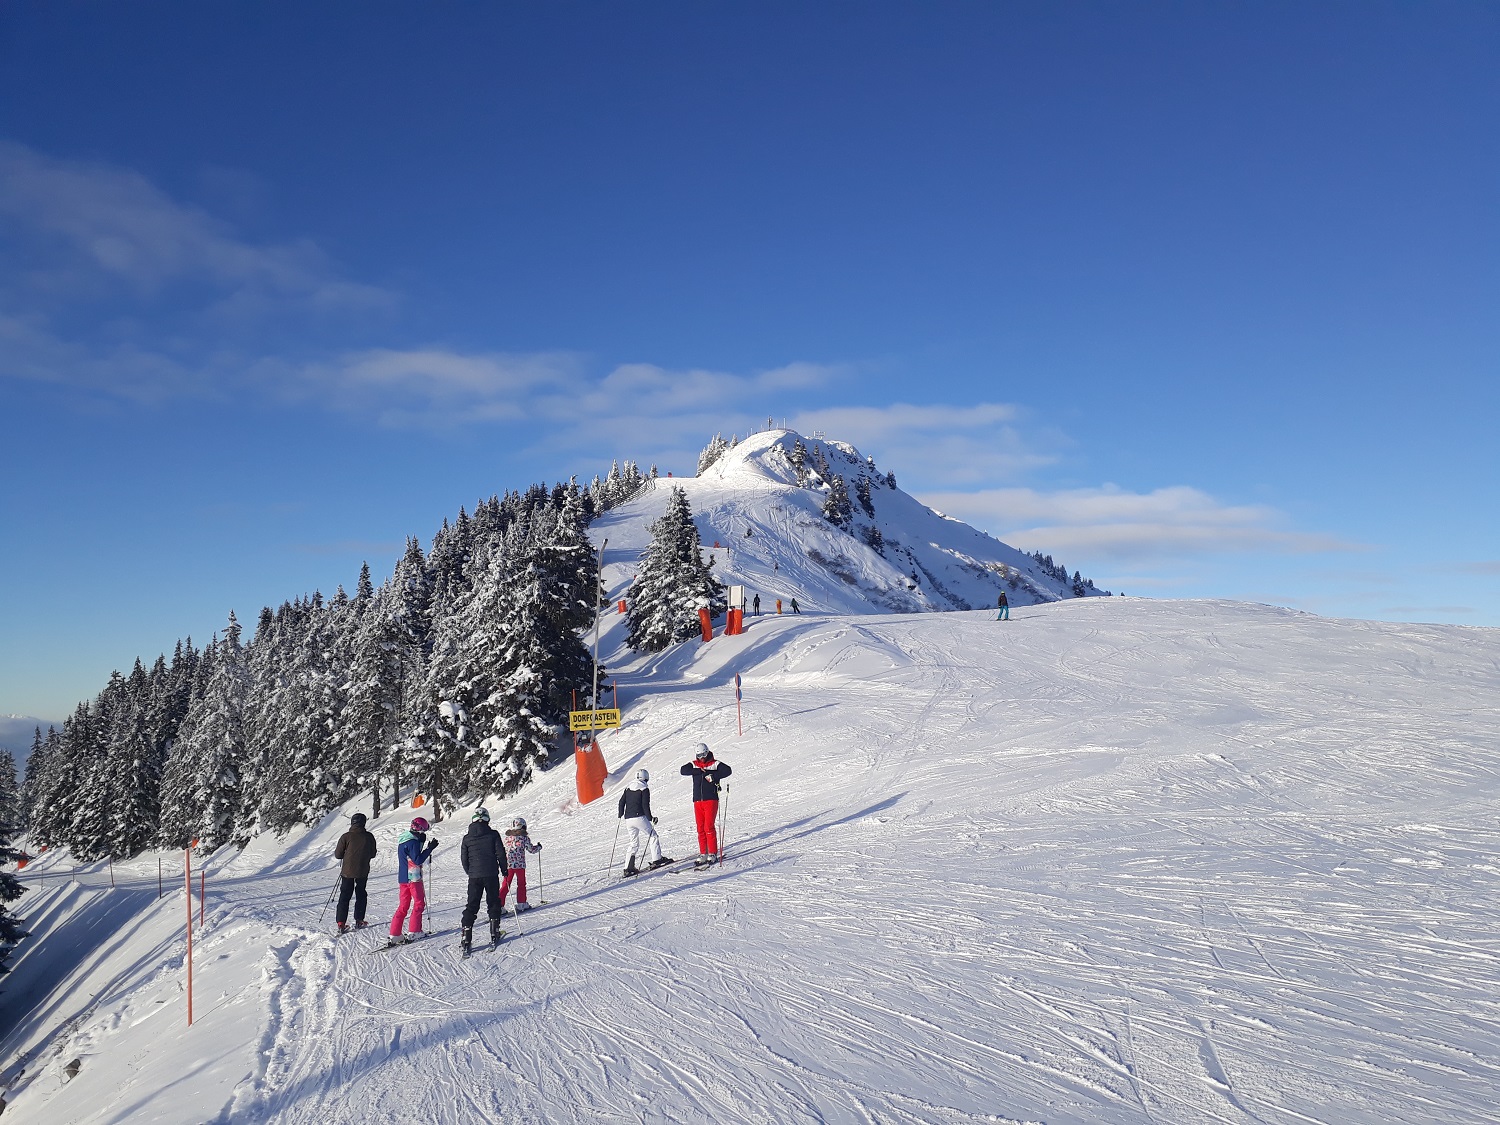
[3,438,1496,1121]
[5,596,1500,1124]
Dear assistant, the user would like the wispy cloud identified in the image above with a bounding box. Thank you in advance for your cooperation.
[918,484,1361,560]
[286,351,848,448]
[1456,560,1500,576]
[790,401,1060,486]
[0,141,387,307]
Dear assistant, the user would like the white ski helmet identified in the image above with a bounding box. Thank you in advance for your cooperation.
[636,769,649,785]
[694,742,712,761]
[511,816,526,830]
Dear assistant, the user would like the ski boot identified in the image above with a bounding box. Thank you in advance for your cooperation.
[647,856,675,870]
[354,919,370,929]
[622,861,639,878]
[336,922,349,936]
[694,853,717,869]
[515,902,532,914]
[489,916,504,948]
[460,925,474,956]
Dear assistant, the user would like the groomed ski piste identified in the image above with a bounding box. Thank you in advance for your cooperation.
[3,434,1499,1123]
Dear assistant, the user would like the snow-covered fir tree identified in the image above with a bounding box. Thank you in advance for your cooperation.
[0,808,27,973]
[173,615,251,850]
[0,748,20,835]
[697,433,730,475]
[626,487,726,652]
[855,475,875,518]
[789,438,808,486]
[822,475,854,530]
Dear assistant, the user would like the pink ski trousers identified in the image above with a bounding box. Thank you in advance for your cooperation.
[389,880,426,937]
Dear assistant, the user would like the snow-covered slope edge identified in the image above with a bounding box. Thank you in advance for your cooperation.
[4,598,1499,1123]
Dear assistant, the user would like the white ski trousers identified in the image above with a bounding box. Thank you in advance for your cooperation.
[624,816,662,865]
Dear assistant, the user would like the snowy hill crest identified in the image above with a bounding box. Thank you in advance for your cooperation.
[598,427,1106,617]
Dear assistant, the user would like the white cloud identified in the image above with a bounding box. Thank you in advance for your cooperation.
[789,401,1059,486]
[918,485,1361,559]
[0,141,388,307]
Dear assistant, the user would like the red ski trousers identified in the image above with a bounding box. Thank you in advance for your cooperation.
[499,869,528,907]
[694,799,720,856]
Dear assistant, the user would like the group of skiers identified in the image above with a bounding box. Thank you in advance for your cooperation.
[330,741,732,956]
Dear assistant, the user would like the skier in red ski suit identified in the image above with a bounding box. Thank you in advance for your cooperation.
[680,743,731,865]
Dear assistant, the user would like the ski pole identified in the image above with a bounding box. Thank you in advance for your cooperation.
[607,819,621,879]
[719,784,729,865]
[537,851,547,905]
[318,872,341,925]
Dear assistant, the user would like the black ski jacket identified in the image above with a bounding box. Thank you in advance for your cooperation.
[681,759,732,802]
[335,827,377,879]
[460,821,508,879]
[618,786,654,819]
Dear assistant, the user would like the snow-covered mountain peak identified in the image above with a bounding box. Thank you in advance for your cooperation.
[592,427,1106,617]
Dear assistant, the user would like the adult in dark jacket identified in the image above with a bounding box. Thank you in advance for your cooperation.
[996,591,1009,621]
[680,743,732,866]
[459,807,509,951]
[617,769,671,876]
[333,812,378,933]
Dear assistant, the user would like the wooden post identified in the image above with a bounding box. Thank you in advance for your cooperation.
[185,850,194,1027]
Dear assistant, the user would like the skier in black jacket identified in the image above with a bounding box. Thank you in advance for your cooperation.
[618,769,672,876]
[680,744,732,867]
[333,812,378,934]
[459,808,509,952]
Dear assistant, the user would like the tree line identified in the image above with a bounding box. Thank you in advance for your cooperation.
[19,476,641,862]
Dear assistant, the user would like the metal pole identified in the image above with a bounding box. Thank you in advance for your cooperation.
[719,784,730,866]
[318,872,341,926]
[185,850,194,1027]
[607,818,621,879]
[199,869,205,929]
[109,856,115,888]
[536,851,547,905]
[590,539,608,739]
[158,858,162,900]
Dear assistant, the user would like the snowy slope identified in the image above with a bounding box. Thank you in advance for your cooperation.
[5,597,1500,1123]
[593,429,1094,617]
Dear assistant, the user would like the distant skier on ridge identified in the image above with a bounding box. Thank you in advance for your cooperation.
[681,744,732,867]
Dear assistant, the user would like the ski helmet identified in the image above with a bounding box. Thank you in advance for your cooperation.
[694,742,712,761]
[512,816,527,830]
[636,769,649,785]
[472,807,490,822]
[410,816,431,833]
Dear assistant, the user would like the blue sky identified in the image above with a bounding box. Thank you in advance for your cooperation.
[3,2,1497,731]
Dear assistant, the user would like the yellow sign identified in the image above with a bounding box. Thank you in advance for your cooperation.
[569,708,621,732]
